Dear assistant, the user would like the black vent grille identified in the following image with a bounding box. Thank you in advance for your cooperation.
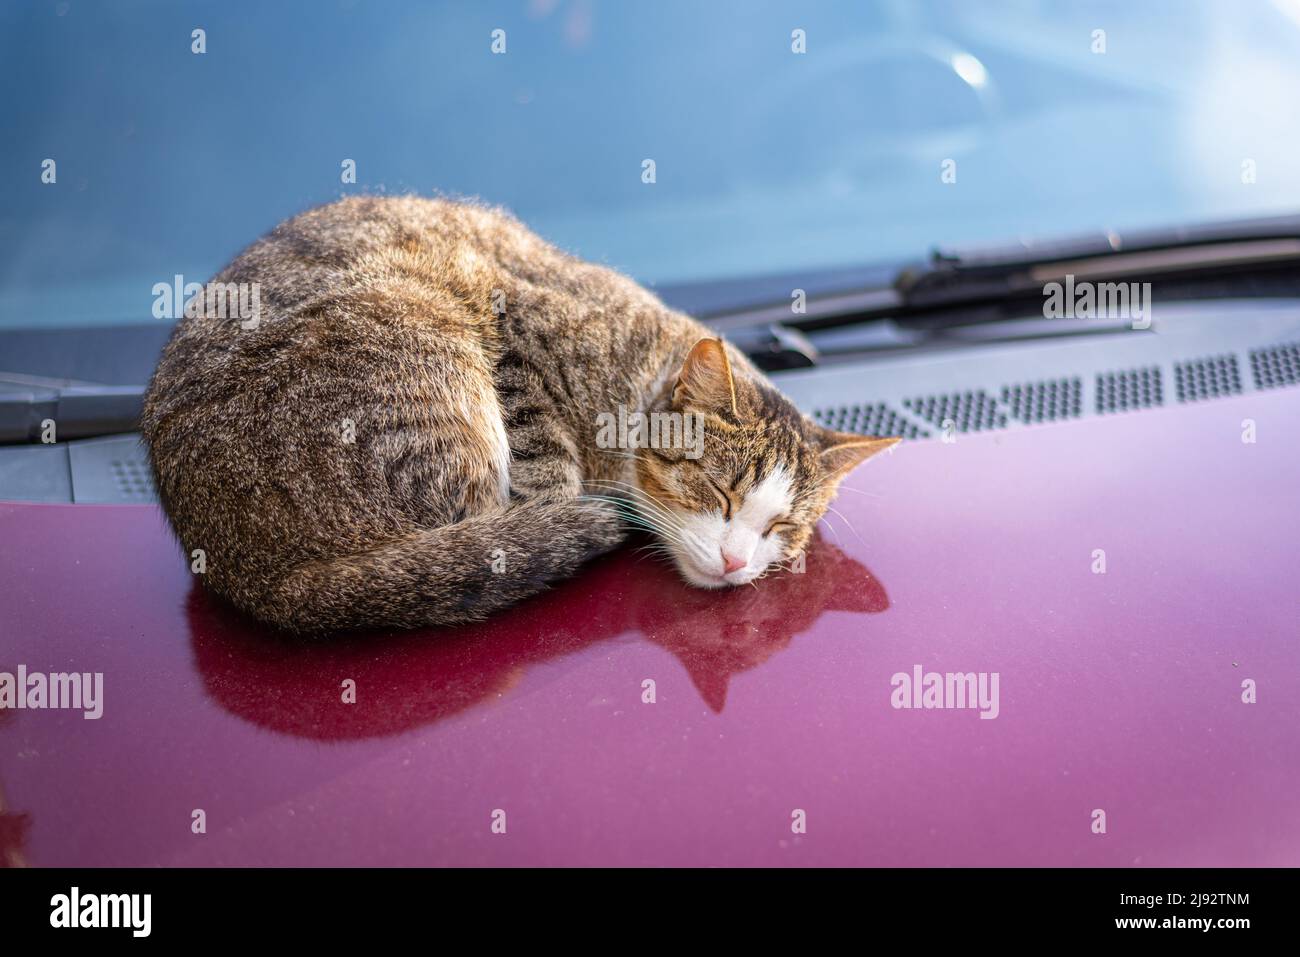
[1249,342,1300,391]
[1174,353,1242,402]
[803,346,1300,443]
[1001,378,1083,423]
[902,391,1007,433]
[1095,366,1163,414]
[813,402,928,439]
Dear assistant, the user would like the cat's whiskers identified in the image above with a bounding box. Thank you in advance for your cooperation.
[633,543,676,560]
[818,515,842,544]
[834,485,882,500]
[585,494,680,537]
[584,479,682,528]
[632,543,679,571]
[824,504,863,544]
[583,479,674,512]
[583,502,690,552]
[580,494,689,546]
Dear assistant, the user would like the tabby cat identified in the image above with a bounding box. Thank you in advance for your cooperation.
[141,197,898,633]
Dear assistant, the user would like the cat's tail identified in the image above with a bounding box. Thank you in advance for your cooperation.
[256,496,625,634]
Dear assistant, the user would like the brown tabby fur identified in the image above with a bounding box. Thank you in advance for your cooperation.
[141,196,896,633]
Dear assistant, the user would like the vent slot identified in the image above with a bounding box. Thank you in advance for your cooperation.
[1095,366,1163,414]
[110,458,156,499]
[813,402,928,439]
[1249,342,1300,391]
[1174,353,1242,403]
[902,391,1007,433]
[1001,377,1082,423]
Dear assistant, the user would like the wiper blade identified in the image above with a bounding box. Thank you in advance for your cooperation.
[897,213,1300,309]
[0,371,143,444]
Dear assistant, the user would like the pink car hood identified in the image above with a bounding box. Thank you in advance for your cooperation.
[1,388,1297,866]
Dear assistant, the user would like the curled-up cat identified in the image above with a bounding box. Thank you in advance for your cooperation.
[141,196,898,633]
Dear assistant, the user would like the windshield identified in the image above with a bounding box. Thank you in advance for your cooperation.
[4,0,1300,328]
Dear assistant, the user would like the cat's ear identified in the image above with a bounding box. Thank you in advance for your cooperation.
[816,430,900,479]
[672,338,740,418]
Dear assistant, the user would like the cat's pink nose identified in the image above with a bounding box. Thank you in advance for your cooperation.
[721,550,747,575]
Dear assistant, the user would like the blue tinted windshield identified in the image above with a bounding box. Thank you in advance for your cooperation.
[4,0,1300,327]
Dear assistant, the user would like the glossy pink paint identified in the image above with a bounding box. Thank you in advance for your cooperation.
[0,389,1297,866]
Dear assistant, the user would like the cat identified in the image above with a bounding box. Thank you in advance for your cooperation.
[141,196,898,633]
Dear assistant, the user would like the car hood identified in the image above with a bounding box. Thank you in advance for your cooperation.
[1,388,1297,866]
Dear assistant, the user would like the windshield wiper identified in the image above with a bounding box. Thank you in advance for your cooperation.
[897,213,1300,310]
[706,212,1300,369]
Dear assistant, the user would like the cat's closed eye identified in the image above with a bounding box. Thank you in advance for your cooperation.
[705,477,733,518]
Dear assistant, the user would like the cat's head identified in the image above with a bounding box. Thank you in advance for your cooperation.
[634,337,898,588]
